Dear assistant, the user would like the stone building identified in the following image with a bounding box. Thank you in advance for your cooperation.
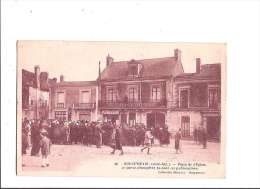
[22,49,221,140]
[49,75,97,121]
[22,66,56,120]
[168,58,221,140]
[98,49,184,128]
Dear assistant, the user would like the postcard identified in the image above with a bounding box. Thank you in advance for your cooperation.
[17,41,226,178]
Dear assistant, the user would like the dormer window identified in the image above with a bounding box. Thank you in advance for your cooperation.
[128,59,142,77]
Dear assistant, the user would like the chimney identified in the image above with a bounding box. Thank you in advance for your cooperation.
[174,48,181,62]
[34,65,40,88]
[60,75,64,82]
[106,54,113,67]
[196,58,201,73]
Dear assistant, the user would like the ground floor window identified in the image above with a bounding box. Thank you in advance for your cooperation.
[181,116,190,137]
[79,113,91,121]
[104,114,119,124]
[55,111,67,120]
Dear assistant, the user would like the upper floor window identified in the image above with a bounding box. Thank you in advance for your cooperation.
[57,92,65,107]
[107,87,117,102]
[128,87,138,102]
[208,88,219,108]
[179,89,189,108]
[81,91,90,103]
[152,86,161,101]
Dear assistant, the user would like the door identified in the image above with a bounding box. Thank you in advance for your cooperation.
[156,113,165,128]
[206,116,220,141]
[121,114,127,125]
[181,116,190,137]
[147,113,155,128]
[79,114,90,121]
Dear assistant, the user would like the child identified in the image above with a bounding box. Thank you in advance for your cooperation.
[39,129,51,167]
[141,128,153,155]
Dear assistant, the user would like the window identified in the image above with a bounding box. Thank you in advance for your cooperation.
[152,86,161,101]
[57,92,65,103]
[81,91,90,103]
[57,92,65,108]
[128,64,138,76]
[107,87,117,102]
[180,89,189,108]
[55,111,66,120]
[208,88,219,108]
[128,87,138,102]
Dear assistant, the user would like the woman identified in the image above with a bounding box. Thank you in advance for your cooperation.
[175,129,182,154]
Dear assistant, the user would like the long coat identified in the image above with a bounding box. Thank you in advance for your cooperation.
[174,131,181,150]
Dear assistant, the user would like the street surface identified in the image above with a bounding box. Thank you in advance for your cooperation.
[21,140,220,173]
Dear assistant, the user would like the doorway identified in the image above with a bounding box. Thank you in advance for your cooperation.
[181,116,190,137]
[146,112,165,128]
[206,116,221,141]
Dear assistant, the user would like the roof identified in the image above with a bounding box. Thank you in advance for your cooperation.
[22,69,36,87]
[175,63,221,81]
[100,56,183,81]
[22,69,52,91]
[55,80,97,87]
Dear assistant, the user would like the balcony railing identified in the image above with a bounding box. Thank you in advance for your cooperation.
[100,100,166,109]
[56,103,65,109]
[167,101,220,111]
[73,103,95,109]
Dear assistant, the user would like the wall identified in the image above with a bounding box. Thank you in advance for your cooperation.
[166,110,202,136]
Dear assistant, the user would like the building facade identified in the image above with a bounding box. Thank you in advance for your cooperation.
[22,49,221,140]
[167,58,221,140]
[98,49,184,128]
[22,66,55,120]
[49,75,97,121]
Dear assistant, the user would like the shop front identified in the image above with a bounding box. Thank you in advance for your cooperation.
[146,112,166,128]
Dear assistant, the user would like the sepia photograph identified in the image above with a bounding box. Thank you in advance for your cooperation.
[16,41,226,178]
[2,0,260,187]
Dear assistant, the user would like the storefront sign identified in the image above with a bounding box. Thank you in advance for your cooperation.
[102,110,119,115]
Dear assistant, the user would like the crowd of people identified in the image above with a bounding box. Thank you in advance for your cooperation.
[21,118,209,167]
[22,118,171,156]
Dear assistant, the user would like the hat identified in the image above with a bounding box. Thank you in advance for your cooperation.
[40,129,48,134]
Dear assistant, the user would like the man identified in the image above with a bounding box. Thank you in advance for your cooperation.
[201,127,207,149]
[175,129,182,154]
[110,125,124,155]
[31,122,41,156]
[141,128,153,155]
[193,127,198,144]
[95,123,103,148]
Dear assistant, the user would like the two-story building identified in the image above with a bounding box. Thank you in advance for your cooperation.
[98,49,184,128]
[168,58,221,141]
[49,75,97,121]
[22,66,56,120]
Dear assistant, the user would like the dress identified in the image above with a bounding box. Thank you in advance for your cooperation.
[174,132,181,150]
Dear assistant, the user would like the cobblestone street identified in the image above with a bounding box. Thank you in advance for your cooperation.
[21,140,220,173]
